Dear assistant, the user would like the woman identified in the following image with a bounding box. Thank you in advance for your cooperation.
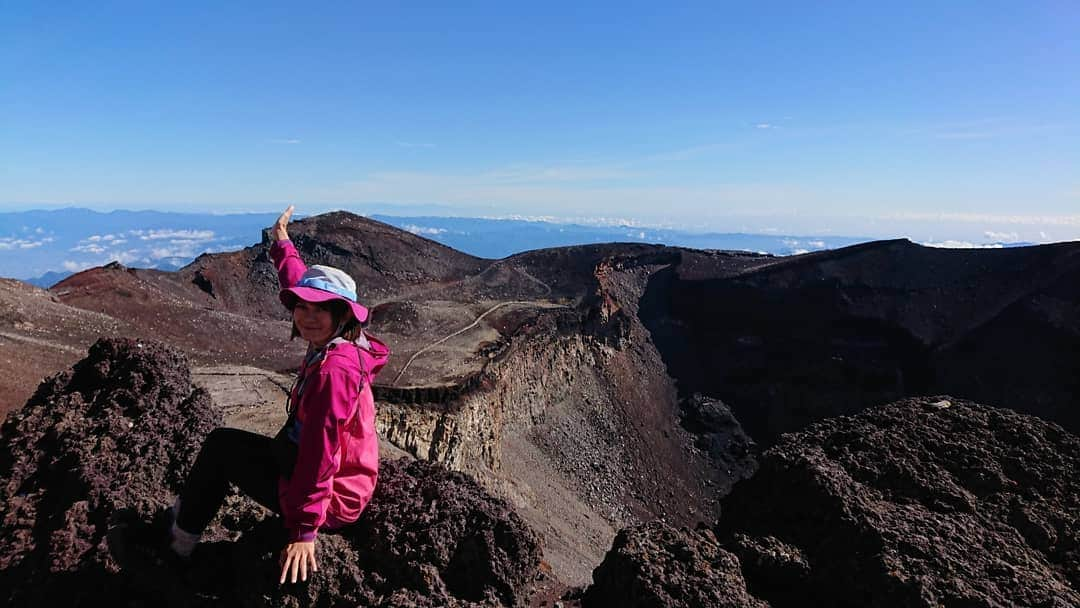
[167,205,390,585]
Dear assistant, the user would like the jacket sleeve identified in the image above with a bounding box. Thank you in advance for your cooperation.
[282,366,358,542]
[270,239,307,291]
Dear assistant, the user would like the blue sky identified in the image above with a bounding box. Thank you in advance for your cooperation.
[2,1,1078,242]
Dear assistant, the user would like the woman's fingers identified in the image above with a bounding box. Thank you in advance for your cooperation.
[276,204,294,227]
[279,542,317,584]
[279,554,290,584]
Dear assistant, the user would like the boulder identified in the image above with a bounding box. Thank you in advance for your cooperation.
[582,520,768,607]
[0,337,220,605]
[715,396,1080,607]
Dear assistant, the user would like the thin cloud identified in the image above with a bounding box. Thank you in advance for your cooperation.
[921,240,1005,249]
[780,238,826,251]
[86,233,122,242]
[0,236,50,250]
[71,243,106,254]
[755,123,774,129]
[486,214,663,228]
[133,229,216,241]
[401,224,447,236]
[396,141,437,149]
[62,250,144,272]
[148,242,237,260]
[886,212,1080,226]
[984,231,1020,242]
[62,260,95,272]
[268,138,301,144]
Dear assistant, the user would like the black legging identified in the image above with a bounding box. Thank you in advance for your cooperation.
[175,427,283,534]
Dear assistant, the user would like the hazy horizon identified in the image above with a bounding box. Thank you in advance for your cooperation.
[4,202,1078,246]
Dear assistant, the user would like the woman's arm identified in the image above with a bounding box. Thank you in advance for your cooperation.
[281,366,359,541]
[277,364,357,584]
[269,205,307,289]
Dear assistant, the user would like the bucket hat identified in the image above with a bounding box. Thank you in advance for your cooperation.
[280,265,369,324]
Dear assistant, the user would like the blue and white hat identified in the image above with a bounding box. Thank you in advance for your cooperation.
[279,264,369,323]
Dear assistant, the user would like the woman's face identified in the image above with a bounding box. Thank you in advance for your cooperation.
[293,300,335,347]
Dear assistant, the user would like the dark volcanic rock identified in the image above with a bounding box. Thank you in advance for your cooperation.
[327,458,542,607]
[582,520,768,607]
[0,338,543,607]
[715,396,1080,607]
[0,337,220,606]
[640,239,1080,442]
[224,459,543,607]
[679,394,758,489]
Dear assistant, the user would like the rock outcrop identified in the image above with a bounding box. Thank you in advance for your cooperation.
[0,337,220,605]
[713,396,1080,607]
[678,394,758,489]
[0,338,543,607]
[582,520,768,608]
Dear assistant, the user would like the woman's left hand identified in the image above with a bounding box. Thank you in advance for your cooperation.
[279,540,317,584]
[272,205,295,242]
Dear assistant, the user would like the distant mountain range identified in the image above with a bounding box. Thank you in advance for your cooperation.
[2,207,1027,287]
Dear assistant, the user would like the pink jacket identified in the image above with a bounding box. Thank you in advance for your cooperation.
[270,239,389,542]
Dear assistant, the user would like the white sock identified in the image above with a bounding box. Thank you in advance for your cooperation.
[169,497,200,558]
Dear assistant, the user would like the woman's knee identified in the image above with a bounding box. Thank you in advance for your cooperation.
[201,427,240,460]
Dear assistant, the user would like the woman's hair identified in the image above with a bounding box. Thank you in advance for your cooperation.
[287,296,365,342]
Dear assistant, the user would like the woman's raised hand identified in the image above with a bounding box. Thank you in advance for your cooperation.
[273,205,295,241]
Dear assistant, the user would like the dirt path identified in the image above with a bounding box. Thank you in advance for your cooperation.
[373,260,555,306]
[509,265,553,296]
[0,330,85,354]
[391,301,563,386]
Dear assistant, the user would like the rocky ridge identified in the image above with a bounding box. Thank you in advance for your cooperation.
[639,239,1080,442]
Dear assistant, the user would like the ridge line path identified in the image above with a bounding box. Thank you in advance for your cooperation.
[0,330,84,354]
[373,260,554,306]
[391,300,565,386]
